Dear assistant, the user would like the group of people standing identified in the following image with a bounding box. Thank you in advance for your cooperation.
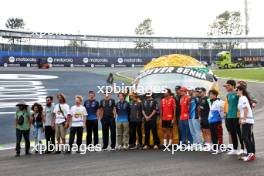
[15,79,256,162]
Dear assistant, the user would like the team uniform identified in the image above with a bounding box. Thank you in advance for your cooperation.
[142,99,160,146]
[100,98,116,149]
[116,100,130,148]
[188,96,202,144]
[208,98,224,151]
[198,96,210,129]
[69,105,87,151]
[179,95,193,144]
[225,92,244,151]
[84,99,99,145]
[129,100,143,148]
[175,94,182,142]
[160,96,175,128]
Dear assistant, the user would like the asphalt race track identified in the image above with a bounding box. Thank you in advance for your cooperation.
[0,67,263,176]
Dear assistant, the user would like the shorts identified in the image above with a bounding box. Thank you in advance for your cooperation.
[162,120,173,129]
[200,121,210,129]
[55,124,66,140]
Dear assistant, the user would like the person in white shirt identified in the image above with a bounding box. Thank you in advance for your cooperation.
[53,93,70,153]
[68,95,87,153]
[237,86,256,162]
[44,96,55,154]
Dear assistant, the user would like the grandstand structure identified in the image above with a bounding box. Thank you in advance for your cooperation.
[0,29,264,67]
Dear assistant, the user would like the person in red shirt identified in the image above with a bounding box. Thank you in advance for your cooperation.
[160,88,175,147]
[179,87,193,144]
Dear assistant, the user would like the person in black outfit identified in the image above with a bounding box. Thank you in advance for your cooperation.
[99,92,116,150]
[84,91,100,146]
[106,73,114,85]
[197,87,211,144]
[129,93,143,149]
[174,85,182,143]
[142,93,160,149]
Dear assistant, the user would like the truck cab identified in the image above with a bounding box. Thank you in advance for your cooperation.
[216,51,241,69]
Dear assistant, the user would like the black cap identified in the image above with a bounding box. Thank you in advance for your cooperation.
[195,87,202,92]
[175,85,181,90]
[200,87,206,92]
[224,80,236,87]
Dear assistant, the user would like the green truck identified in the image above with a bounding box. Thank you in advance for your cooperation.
[216,51,264,69]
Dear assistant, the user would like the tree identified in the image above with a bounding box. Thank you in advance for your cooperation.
[134,18,154,49]
[5,17,25,29]
[5,17,26,44]
[207,11,244,49]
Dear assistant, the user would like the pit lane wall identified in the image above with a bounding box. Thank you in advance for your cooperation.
[0,51,152,68]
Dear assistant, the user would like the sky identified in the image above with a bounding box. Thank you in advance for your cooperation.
[0,0,263,37]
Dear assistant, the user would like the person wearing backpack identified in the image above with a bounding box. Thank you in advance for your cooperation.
[15,101,31,157]
[30,103,44,154]
[53,93,70,153]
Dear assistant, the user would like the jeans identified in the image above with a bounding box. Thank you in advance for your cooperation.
[188,119,202,144]
[116,122,129,146]
[144,119,160,146]
[101,118,116,149]
[86,119,99,146]
[16,129,30,154]
[130,121,142,146]
[180,120,193,144]
[69,127,83,151]
[226,118,244,150]
[45,126,55,151]
[33,127,43,147]
[209,122,223,150]
[242,123,255,154]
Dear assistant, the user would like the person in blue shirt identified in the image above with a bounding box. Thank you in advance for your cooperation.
[84,91,99,146]
[188,88,202,144]
[116,93,130,150]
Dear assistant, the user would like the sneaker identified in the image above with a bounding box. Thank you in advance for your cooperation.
[116,145,122,150]
[65,151,71,154]
[153,145,159,150]
[143,145,149,150]
[243,153,256,162]
[129,145,137,150]
[227,150,238,155]
[237,149,244,155]
[102,147,108,151]
[137,144,143,150]
[123,145,129,150]
[55,151,61,154]
[211,149,222,155]
[110,147,116,151]
[239,154,247,160]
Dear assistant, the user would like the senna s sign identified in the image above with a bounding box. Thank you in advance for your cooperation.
[135,66,216,82]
